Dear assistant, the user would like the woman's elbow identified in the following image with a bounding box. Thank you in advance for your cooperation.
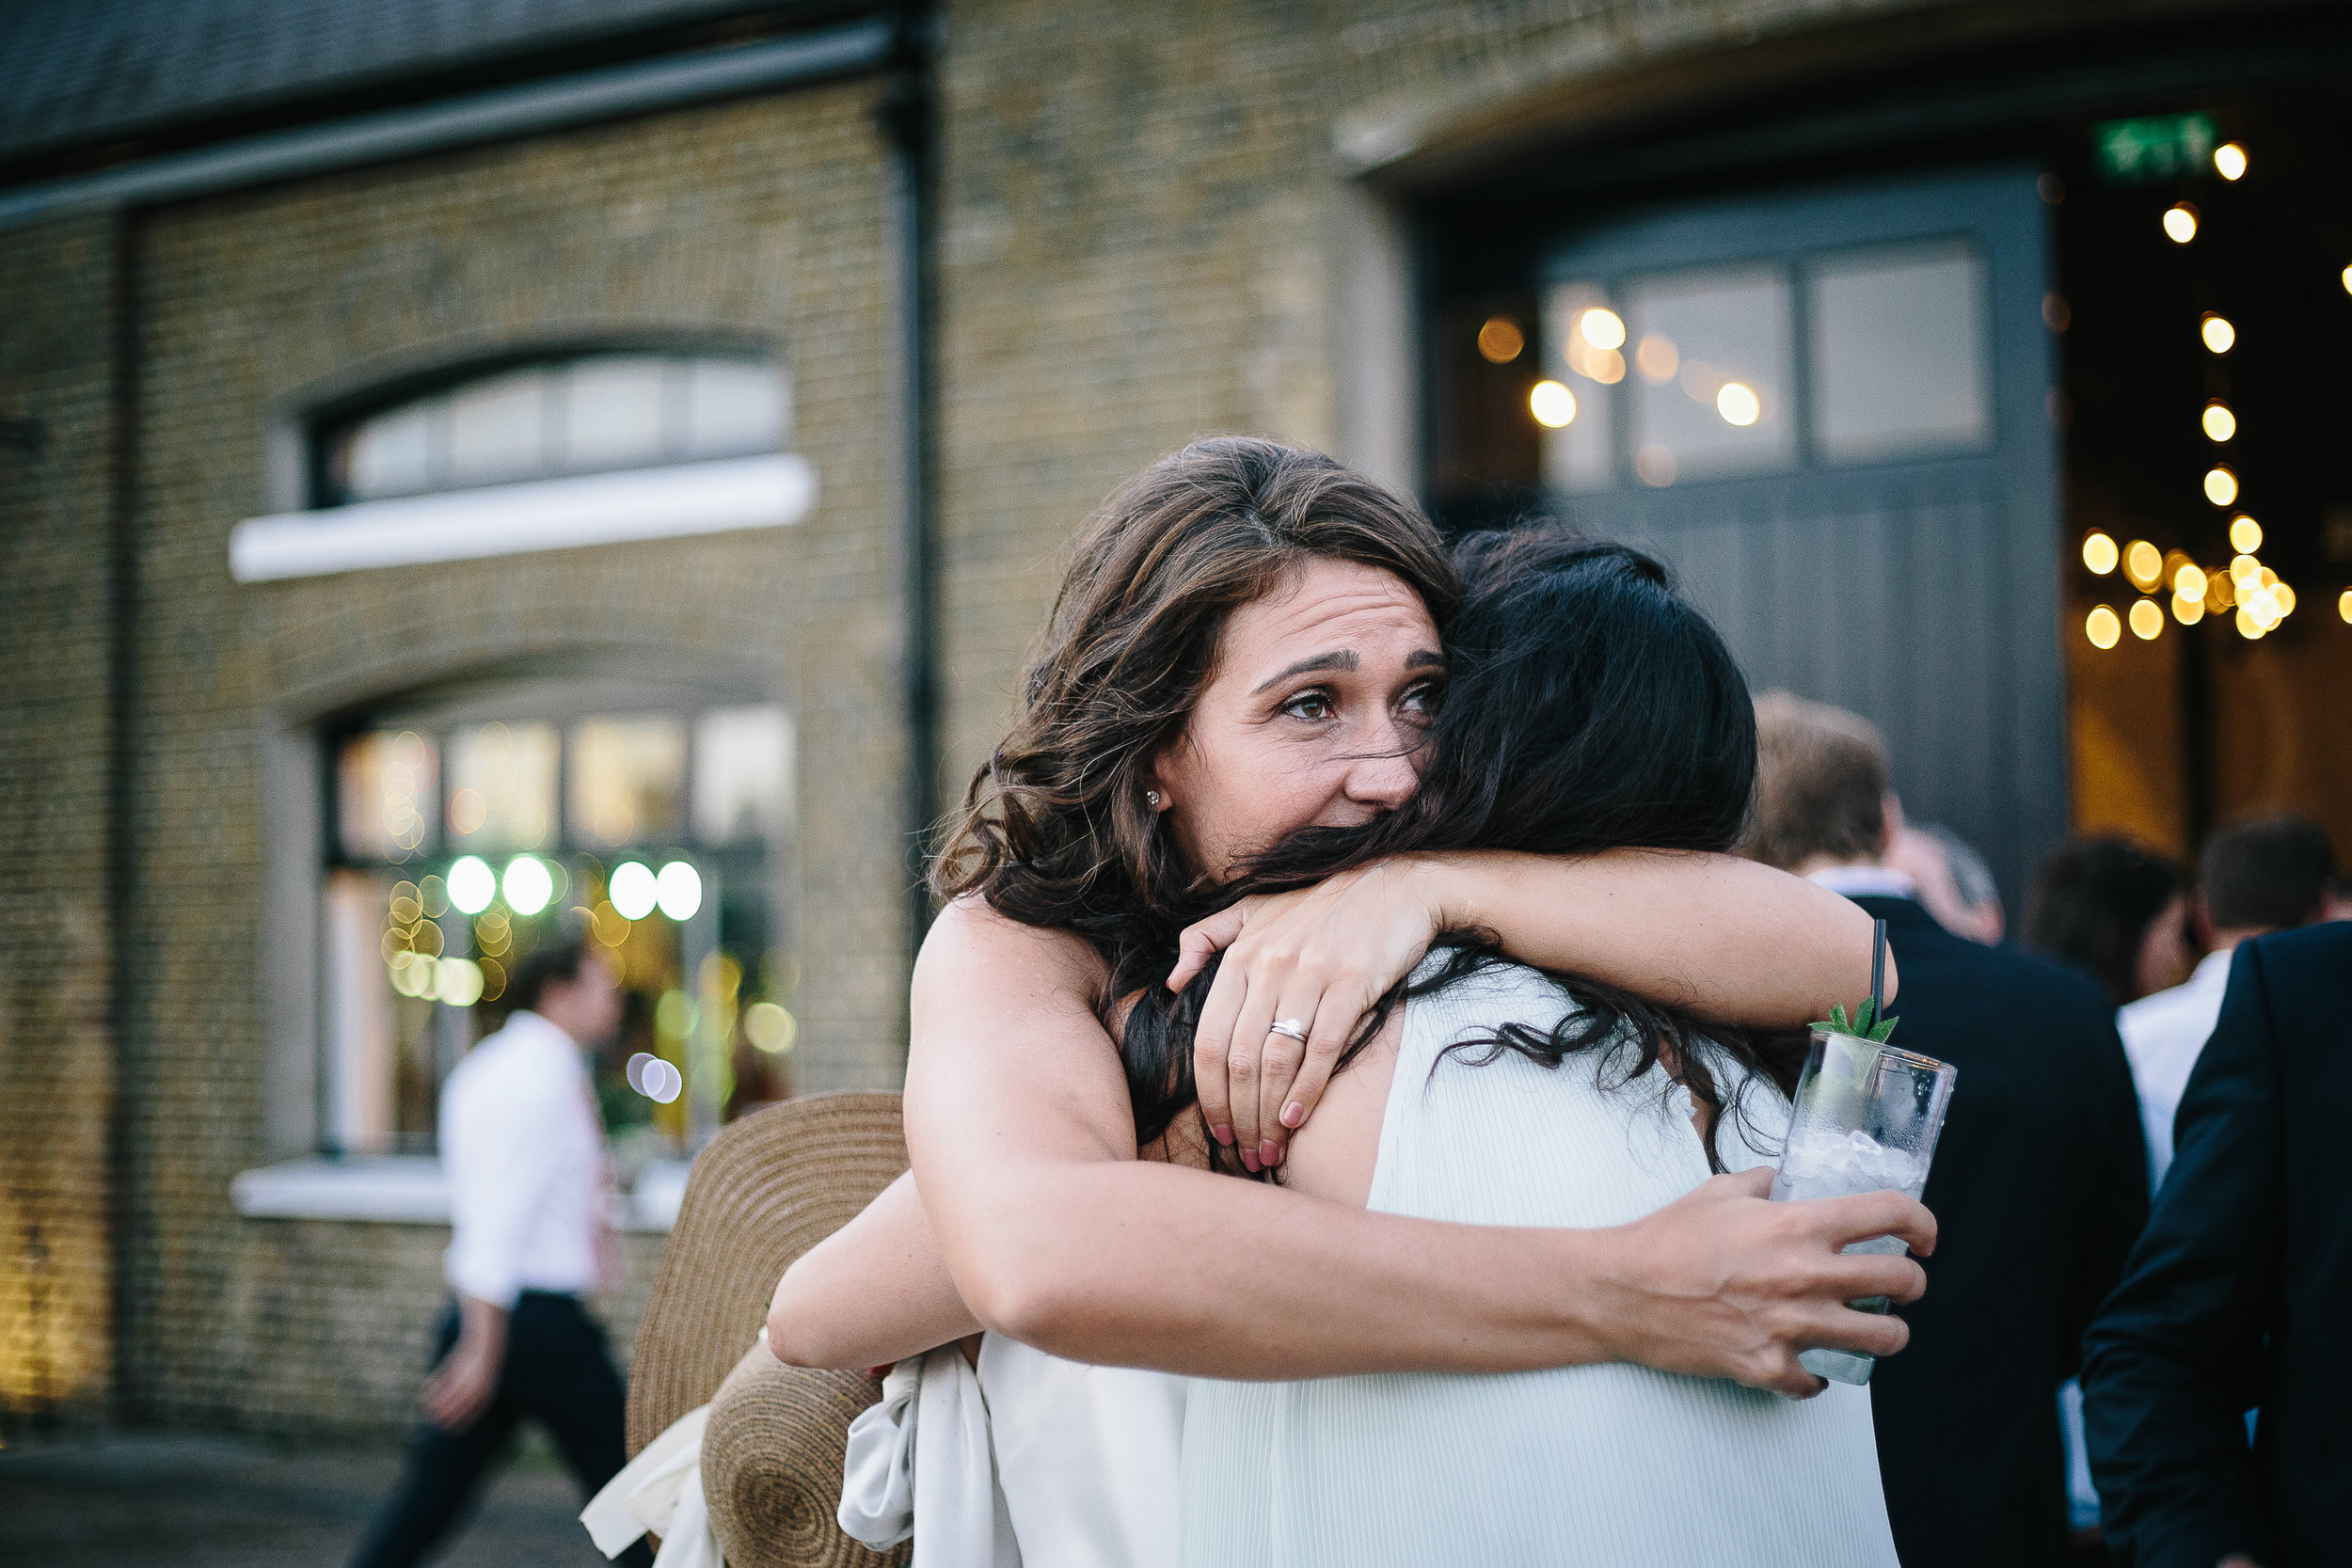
[764,1265,855,1370]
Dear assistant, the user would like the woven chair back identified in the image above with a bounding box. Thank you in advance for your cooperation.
[625,1091,910,1455]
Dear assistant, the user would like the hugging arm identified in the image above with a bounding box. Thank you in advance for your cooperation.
[899,895,1928,1393]
[1173,849,1884,1164]
[767,1171,977,1370]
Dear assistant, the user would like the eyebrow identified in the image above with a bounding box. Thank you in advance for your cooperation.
[1249,647,1445,694]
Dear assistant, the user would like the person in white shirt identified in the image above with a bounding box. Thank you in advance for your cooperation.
[2118,814,2336,1191]
[349,935,649,1568]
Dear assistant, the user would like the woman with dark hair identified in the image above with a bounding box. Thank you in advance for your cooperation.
[2026,836,2193,1005]
[770,440,1928,1564]
[1168,528,1897,1563]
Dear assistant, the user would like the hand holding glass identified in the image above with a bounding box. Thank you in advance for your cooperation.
[1769,1029,1958,1386]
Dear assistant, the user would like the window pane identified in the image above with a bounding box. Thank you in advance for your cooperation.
[445,367,549,489]
[445,721,558,849]
[569,715,687,847]
[682,359,787,459]
[338,730,437,863]
[563,356,671,472]
[1540,283,1619,493]
[342,404,433,500]
[1809,243,1991,464]
[693,705,792,843]
[1626,265,1795,484]
[325,868,445,1153]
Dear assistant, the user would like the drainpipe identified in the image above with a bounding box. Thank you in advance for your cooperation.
[880,6,940,1044]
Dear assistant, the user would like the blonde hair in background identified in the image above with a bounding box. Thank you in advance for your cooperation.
[1746,689,1891,871]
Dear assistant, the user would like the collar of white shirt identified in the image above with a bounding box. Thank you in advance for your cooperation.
[1803,864,1920,901]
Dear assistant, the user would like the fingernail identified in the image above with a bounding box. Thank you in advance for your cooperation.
[1240,1150,1261,1173]
[1211,1123,1233,1146]
[1279,1101,1305,1129]
[1258,1139,1279,1166]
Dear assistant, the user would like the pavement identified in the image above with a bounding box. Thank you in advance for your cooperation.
[0,1425,611,1567]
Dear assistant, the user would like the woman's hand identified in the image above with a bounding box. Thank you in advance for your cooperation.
[1170,857,1448,1171]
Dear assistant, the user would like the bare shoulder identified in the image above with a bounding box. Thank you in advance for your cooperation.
[918,895,1110,1004]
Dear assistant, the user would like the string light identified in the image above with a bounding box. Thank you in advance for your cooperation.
[2203,467,2238,506]
[2163,204,2199,244]
[2202,403,2235,442]
[2128,599,2164,640]
[2086,606,2122,649]
[2230,515,2263,553]
[2214,143,2248,181]
[2201,313,2235,354]
[2082,532,2119,574]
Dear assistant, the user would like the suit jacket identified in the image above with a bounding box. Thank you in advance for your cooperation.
[1851,895,2151,1568]
[2081,922,2352,1568]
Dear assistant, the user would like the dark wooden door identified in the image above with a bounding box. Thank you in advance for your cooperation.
[1535,166,2061,909]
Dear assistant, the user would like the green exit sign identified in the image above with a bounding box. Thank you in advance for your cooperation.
[2094,113,2219,184]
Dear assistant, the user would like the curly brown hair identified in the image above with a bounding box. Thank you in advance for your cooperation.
[930,436,1458,963]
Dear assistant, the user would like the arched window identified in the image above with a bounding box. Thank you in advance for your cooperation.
[323,679,799,1158]
[230,347,810,582]
[318,351,789,504]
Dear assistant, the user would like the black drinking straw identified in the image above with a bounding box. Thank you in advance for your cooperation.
[1868,917,1888,1031]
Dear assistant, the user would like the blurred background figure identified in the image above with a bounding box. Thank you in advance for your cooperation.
[1748,692,2148,1568]
[2026,838,2195,1006]
[1889,822,2007,944]
[2120,814,2336,1191]
[2082,920,2352,1568]
[349,937,651,1568]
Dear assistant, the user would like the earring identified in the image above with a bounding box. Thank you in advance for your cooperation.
[1146,790,1162,807]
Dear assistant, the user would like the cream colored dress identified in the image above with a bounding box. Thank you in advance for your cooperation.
[1179,957,1902,1568]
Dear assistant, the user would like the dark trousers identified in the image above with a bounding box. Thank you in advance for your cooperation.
[348,1291,654,1568]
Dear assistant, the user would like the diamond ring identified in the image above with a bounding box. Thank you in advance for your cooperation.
[1266,1019,1308,1041]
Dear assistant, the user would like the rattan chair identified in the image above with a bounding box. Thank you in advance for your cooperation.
[625,1092,914,1568]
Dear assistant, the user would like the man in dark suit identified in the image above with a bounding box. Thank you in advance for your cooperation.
[1749,692,2150,1568]
[2081,921,2352,1568]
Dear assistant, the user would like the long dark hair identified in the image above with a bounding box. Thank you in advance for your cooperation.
[930,437,1458,964]
[1120,527,1803,1171]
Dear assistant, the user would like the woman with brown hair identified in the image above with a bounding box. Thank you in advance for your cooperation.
[772,438,1930,1562]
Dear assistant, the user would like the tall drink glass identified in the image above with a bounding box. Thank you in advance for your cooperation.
[1770,1028,1958,1386]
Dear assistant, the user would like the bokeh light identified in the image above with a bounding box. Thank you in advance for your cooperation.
[2123,540,2164,591]
[1577,308,1626,351]
[2081,531,2118,575]
[2235,608,2264,639]
[2340,588,2352,623]
[2162,204,2198,244]
[2173,562,2207,601]
[2201,313,2234,354]
[1529,380,1576,428]
[609,860,658,921]
[434,958,485,1006]
[2214,142,2248,181]
[501,854,553,916]
[2085,606,2122,649]
[1635,334,1679,383]
[744,1001,798,1054]
[2172,593,2204,626]
[2203,467,2237,507]
[656,861,704,921]
[1715,382,1761,427]
[2128,599,2164,641]
[1476,315,1524,364]
[447,855,496,914]
[2201,403,2235,442]
[2229,515,2263,553]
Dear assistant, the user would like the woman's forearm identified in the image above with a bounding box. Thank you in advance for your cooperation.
[1425,848,1888,1026]
[767,1170,980,1370]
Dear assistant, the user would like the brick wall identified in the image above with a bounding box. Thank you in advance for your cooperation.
[0,211,120,1425]
[112,82,901,1432]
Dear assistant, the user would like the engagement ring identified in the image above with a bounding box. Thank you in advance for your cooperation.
[1267,1019,1308,1041]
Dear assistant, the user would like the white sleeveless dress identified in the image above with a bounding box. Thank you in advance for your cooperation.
[1179,957,1901,1568]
